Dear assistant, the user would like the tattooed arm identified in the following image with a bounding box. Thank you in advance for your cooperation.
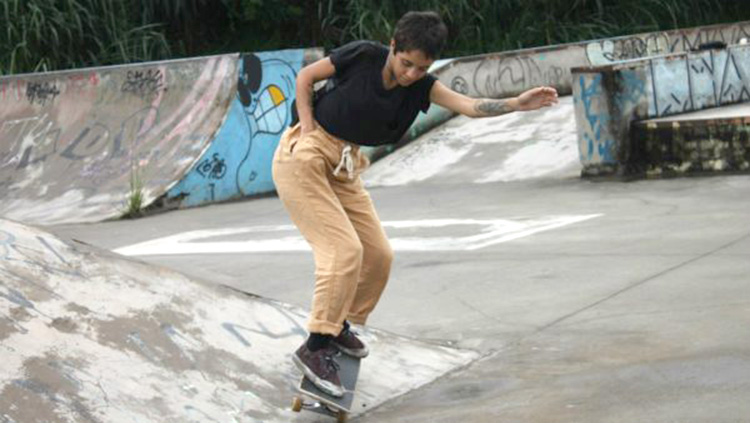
[473,98,519,117]
[430,81,559,118]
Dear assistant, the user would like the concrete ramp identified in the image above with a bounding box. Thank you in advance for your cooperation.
[0,55,239,225]
[0,218,478,423]
[364,97,580,187]
[165,50,317,208]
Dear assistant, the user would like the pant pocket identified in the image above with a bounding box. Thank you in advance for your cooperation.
[286,124,302,154]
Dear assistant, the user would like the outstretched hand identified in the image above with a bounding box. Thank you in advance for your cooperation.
[517,87,559,111]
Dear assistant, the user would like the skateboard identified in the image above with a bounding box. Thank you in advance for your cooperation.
[292,351,361,422]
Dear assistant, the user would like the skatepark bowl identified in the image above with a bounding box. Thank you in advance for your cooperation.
[2,20,750,423]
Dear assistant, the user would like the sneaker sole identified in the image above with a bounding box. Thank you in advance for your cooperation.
[292,354,345,398]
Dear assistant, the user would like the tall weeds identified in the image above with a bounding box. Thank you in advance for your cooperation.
[1,0,748,76]
[1,0,172,75]
[324,0,747,55]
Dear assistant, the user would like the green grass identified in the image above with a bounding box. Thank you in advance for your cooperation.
[123,161,144,219]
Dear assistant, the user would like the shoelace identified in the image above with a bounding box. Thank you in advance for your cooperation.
[333,144,354,180]
[323,351,341,377]
[340,328,358,340]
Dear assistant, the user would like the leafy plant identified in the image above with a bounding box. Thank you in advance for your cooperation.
[123,161,144,219]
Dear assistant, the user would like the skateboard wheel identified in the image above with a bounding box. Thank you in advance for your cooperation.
[292,396,303,412]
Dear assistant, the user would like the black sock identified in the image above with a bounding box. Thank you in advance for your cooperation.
[306,333,333,351]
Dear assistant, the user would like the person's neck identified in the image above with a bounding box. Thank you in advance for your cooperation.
[381,54,399,90]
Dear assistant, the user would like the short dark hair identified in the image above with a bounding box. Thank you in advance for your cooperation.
[393,11,448,59]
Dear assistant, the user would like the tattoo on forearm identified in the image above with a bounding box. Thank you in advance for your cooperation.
[474,99,515,116]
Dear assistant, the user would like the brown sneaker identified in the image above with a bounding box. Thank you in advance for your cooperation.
[292,343,344,397]
[332,326,369,358]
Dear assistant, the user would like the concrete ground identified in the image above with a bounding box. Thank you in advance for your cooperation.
[49,104,750,422]
[50,174,750,423]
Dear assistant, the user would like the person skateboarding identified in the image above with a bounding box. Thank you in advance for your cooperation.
[272,10,559,398]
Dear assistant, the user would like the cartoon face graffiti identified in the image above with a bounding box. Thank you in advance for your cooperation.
[238,54,295,136]
[235,53,298,195]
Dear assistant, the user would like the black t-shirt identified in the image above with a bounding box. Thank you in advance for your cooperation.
[313,41,437,146]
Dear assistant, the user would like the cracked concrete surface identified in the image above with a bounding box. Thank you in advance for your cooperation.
[0,219,478,423]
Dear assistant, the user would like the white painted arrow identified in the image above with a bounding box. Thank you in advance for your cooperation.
[114,214,602,256]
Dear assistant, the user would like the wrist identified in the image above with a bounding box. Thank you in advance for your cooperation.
[510,97,520,112]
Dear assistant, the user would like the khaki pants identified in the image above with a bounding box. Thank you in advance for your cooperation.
[272,123,393,336]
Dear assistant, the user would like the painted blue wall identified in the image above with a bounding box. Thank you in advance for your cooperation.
[168,50,304,207]
[574,73,616,166]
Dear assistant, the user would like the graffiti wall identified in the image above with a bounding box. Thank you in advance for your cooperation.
[585,24,750,65]
[647,47,750,117]
[433,21,750,101]
[167,50,315,207]
[0,55,238,225]
[2,22,748,225]
[573,72,618,167]
[573,44,750,176]
[0,49,322,225]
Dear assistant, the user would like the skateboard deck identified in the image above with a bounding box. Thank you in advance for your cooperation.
[292,351,361,422]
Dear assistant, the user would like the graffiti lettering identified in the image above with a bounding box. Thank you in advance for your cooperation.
[0,230,80,282]
[109,107,159,159]
[578,75,615,162]
[26,82,61,106]
[451,76,469,94]
[162,324,198,363]
[2,288,34,309]
[126,331,160,362]
[222,302,306,347]
[1,106,159,174]
[68,72,100,87]
[651,49,750,117]
[196,153,227,180]
[66,73,100,94]
[718,53,750,103]
[615,70,648,113]
[222,319,306,346]
[587,24,750,65]
[60,123,111,160]
[121,69,165,100]
[208,183,216,202]
[0,230,16,260]
[473,55,565,98]
[0,115,61,169]
[1,80,26,102]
